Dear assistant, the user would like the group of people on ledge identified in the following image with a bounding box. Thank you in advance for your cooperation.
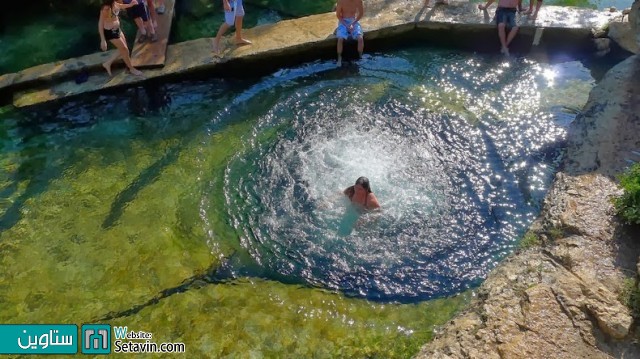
[477,0,543,55]
[335,0,543,64]
[212,0,365,64]
[421,0,542,57]
[99,0,544,77]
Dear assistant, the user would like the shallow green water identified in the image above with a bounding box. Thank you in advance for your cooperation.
[0,0,633,74]
[0,45,594,356]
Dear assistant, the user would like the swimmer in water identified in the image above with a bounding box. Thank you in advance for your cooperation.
[343,176,380,210]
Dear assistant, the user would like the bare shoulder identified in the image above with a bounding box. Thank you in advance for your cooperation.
[368,193,381,209]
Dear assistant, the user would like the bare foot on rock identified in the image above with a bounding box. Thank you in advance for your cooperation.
[212,40,223,57]
[102,62,113,77]
[235,38,252,46]
[129,68,144,77]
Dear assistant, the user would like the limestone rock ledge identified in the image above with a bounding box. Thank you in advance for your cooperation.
[416,55,640,359]
[608,0,640,54]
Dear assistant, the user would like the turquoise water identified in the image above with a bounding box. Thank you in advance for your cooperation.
[0,46,594,355]
[0,0,634,74]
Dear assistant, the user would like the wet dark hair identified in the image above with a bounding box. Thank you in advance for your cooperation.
[102,0,116,8]
[355,176,372,193]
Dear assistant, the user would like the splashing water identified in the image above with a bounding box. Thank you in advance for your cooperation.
[214,52,592,301]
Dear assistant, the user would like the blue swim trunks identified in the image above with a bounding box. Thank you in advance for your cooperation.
[224,0,245,26]
[336,18,363,40]
[495,7,517,28]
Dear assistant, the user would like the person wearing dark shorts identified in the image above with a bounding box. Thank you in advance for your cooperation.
[479,0,520,56]
[103,27,121,41]
[123,0,157,42]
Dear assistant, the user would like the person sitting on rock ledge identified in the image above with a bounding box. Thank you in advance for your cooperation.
[335,0,364,66]
[479,0,520,56]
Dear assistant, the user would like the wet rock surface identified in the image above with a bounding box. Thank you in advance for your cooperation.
[417,55,640,358]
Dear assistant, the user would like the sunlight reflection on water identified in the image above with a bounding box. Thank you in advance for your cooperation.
[214,50,594,301]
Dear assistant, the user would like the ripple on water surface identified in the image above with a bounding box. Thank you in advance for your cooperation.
[217,52,593,301]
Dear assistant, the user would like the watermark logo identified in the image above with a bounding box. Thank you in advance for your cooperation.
[0,324,77,354]
[112,326,185,354]
[81,324,111,354]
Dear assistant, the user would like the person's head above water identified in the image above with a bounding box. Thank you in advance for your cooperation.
[344,176,380,209]
[354,176,372,193]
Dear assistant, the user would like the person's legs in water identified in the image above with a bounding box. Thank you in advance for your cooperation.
[357,35,364,58]
[103,31,143,76]
[233,0,251,45]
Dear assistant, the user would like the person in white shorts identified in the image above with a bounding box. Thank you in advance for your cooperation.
[212,0,252,55]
